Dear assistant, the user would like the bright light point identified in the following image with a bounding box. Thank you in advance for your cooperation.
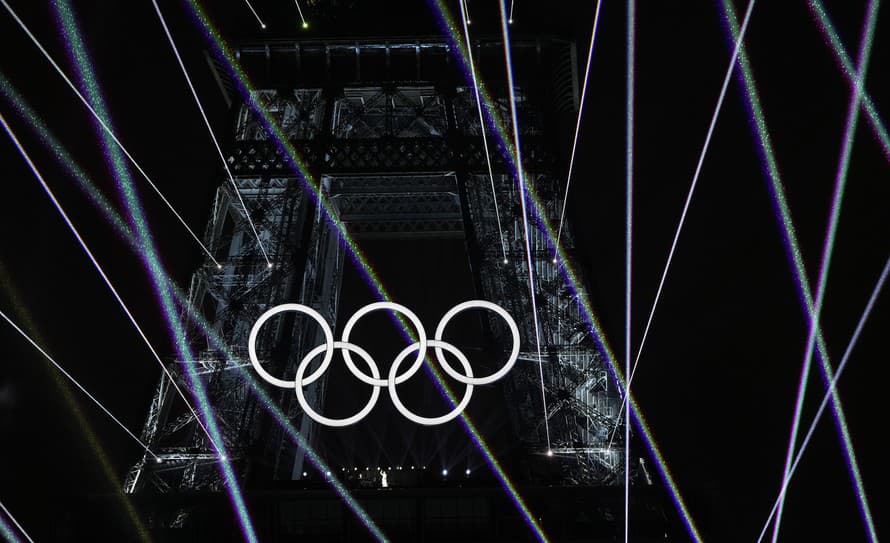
[325,471,331,476]
[302,472,307,477]
[220,455,228,461]
[552,258,557,264]
[466,19,472,25]
[442,469,448,476]
[302,21,309,29]
[502,258,508,264]
[216,263,222,269]
[261,23,267,29]
[508,18,514,24]
[465,469,471,475]
[547,450,554,457]
[267,262,273,269]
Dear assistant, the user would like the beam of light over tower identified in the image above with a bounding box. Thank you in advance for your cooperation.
[426,2,704,538]
[624,0,635,539]
[498,0,552,452]
[0,114,259,543]
[458,0,508,262]
[1,0,221,268]
[759,256,888,540]
[293,0,308,28]
[718,1,878,540]
[0,262,153,543]
[769,2,880,541]
[0,308,159,461]
[555,0,601,255]
[0,79,389,543]
[240,0,266,29]
[808,0,890,164]
[183,3,551,540]
[149,0,272,268]
[609,0,758,446]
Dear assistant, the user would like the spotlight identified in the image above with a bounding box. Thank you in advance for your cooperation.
[547,450,554,457]
[325,470,331,476]
[220,455,228,461]
[465,469,471,475]
[552,258,557,264]
[216,263,223,270]
[302,21,309,29]
[508,18,514,24]
[267,262,274,269]
[442,469,448,476]
[466,19,472,25]
[502,258,508,264]
[261,23,267,29]
[410,466,415,470]
[302,472,307,477]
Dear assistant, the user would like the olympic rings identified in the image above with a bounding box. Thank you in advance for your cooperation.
[247,300,520,426]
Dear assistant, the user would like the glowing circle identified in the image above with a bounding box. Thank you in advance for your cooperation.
[341,301,427,387]
[434,300,520,385]
[387,340,473,426]
[295,341,381,427]
[248,303,334,388]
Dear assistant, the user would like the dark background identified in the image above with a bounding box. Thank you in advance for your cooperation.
[1,0,888,541]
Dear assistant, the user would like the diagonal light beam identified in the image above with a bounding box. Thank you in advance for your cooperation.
[759,256,888,540]
[609,0,759,446]
[0,77,389,542]
[0,112,261,543]
[149,0,272,268]
[0,499,34,543]
[0,111,220,457]
[555,0,602,255]
[808,0,890,164]
[768,1,880,540]
[0,308,159,461]
[717,0,879,539]
[1,0,221,268]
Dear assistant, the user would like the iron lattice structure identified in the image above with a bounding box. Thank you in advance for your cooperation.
[126,37,625,500]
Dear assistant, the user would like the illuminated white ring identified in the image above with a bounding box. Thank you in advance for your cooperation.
[433,300,520,385]
[387,340,474,426]
[248,303,334,389]
[340,301,427,387]
[295,341,381,427]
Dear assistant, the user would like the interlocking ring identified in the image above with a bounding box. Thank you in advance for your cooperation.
[247,300,520,427]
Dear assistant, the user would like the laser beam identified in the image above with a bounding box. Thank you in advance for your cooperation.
[624,0,635,539]
[1,111,259,542]
[769,2,880,540]
[150,0,272,268]
[0,79,388,542]
[241,0,266,29]
[458,0,508,262]
[0,308,159,461]
[718,0,878,539]
[427,1,704,538]
[0,499,34,543]
[554,0,601,255]
[499,0,551,451]
[1,0,221,268]
[758,256,888,541]
[610,0,759,445]
[808,0,890,164]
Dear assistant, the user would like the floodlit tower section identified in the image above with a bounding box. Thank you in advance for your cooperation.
[126,37,625,501]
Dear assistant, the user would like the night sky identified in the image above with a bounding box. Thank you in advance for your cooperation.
[1,0,888,541]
